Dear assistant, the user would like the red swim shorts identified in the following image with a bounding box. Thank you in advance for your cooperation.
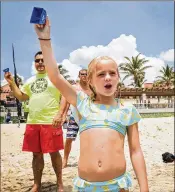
[22,124,64,153]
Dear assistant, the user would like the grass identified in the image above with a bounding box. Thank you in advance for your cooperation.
[0,116,4,124]
[0,116,20,124]
[141,112,174,118]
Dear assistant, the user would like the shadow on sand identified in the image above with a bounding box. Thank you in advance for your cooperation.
[24,182,73,192]
[66,162,78,168]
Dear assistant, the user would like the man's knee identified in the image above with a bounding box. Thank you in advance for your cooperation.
[33,152,43,159]
[49,151,61,158]
[32,153,44,170]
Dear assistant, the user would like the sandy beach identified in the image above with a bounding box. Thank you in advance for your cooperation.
[1,117,174,192]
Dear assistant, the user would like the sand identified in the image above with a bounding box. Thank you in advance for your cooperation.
[1,117,174,192]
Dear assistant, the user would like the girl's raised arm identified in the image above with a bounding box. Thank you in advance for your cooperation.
[34,17,77,107]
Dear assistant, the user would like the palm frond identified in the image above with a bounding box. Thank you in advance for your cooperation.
[119,53,149,87]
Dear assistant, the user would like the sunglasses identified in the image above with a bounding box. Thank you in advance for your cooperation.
[80,73,87,76]
[35,59,44,63]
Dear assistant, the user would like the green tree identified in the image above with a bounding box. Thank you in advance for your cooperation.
[155,65,174,88]
[119,53,152,88]
[117,78,125,90]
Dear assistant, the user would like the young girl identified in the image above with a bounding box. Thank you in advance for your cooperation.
[34,17,149,192]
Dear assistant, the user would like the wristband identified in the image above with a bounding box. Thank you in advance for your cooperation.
[38,38,51,41]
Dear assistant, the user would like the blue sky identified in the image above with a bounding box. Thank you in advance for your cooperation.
[1,1,174,82]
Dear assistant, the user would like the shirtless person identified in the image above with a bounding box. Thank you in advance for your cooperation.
[62,69,91,168]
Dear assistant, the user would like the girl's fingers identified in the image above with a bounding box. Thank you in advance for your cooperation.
[46,16,50,27]
[34,17,50,29]
[35,24,44,29]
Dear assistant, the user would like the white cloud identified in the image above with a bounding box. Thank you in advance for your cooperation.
[144,57,165,83]
[160,49,174,62]
[30,34,172,84]
[69,34,139,68]
[1,79,8,86]
[61,59,82,80]
[31,61,37,75]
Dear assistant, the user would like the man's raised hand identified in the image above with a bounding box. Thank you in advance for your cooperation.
[4,72,15,85]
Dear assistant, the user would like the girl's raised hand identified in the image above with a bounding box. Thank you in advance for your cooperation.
[34,16,51,40]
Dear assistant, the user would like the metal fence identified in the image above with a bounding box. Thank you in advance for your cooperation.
[133,103,174,109]
[1,102,174,124]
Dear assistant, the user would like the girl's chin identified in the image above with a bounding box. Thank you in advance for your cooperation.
[99,91,115,97]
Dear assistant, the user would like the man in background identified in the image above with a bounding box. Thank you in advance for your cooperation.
[62,69,91,168]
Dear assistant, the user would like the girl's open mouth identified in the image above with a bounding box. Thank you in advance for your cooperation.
[104,84,112,89]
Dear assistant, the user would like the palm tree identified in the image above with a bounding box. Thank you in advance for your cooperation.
[156,65,174,88]
[58,65,71,80]
[115,78,125,98]
[153,80,162,88]
[117,78,125,90]
[119,53,152,88]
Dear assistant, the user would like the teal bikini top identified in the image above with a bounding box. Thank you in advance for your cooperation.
[75,91,141,136]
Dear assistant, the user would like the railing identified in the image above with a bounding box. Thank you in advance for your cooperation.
[134,103,174,109]
[1,103,174,112]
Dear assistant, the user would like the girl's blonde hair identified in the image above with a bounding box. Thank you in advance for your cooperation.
[87,56,120,101]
